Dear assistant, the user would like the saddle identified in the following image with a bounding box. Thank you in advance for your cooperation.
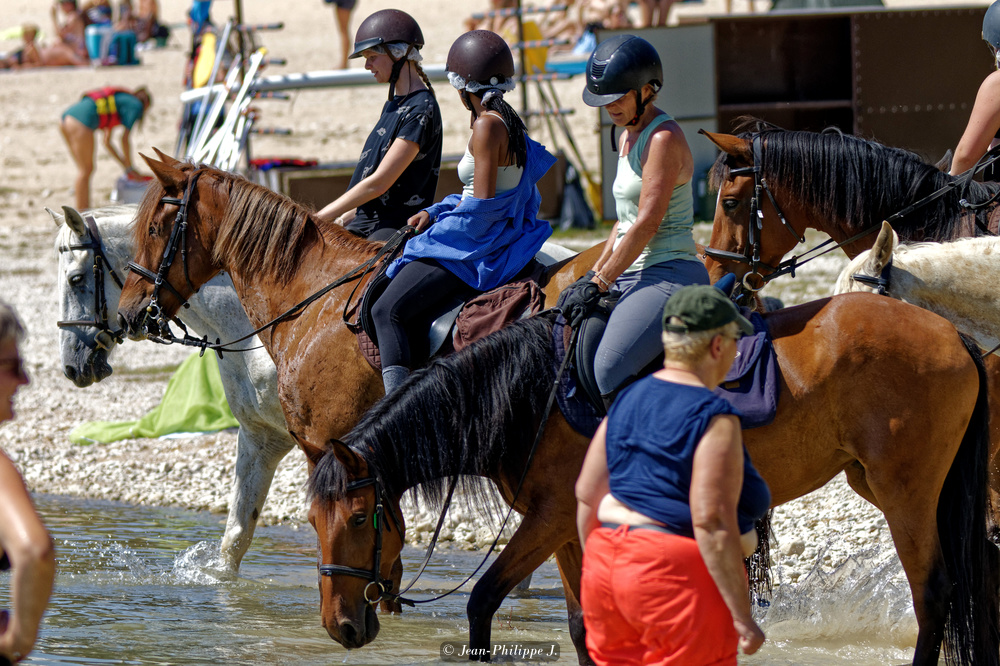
[349,259,548,372]
[553,304,780,437]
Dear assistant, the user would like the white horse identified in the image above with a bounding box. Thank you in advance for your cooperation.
[53,204,295,572]
[53,204,577,572]
[834,220,1000,354]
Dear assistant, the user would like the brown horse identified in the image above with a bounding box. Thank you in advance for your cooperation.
[114,153,600,662]
[701,123,1000,523]
[306,295,998,666]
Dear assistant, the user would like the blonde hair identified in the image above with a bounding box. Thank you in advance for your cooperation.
[0,301,25,347]
[661,320,739,365]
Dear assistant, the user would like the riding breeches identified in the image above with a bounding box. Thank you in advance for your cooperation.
[594,259,709,396]
[371,258,475,369]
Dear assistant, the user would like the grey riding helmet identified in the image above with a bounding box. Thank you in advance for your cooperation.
[349,9,424,59]
[582,34,662,107]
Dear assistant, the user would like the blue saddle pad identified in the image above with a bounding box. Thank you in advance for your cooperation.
[713,311,780,429]
[552,314,603,438]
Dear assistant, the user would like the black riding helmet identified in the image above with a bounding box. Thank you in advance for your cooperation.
[985,0,1000,61]
[582,34,662,108]
[349,9,424,59]
[446,30,515,89]
[350,9,424,99]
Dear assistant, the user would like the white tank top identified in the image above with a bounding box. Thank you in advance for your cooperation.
[456,112,524,199]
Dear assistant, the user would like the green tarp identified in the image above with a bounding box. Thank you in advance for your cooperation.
[70,352,238,444]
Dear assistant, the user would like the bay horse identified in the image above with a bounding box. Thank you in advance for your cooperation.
[114,153,600,662]
[51,203,295,572]
[701,122,1000,529]
[309,298,998,666]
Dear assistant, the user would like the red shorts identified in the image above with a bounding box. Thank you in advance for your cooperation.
[581,525,739,666]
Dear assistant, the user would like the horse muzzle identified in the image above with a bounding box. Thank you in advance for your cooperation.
[324,604,380,649]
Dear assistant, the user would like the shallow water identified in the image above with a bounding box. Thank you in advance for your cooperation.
[3,495,916,665]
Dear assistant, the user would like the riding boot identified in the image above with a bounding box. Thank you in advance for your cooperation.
[381,364,410,395]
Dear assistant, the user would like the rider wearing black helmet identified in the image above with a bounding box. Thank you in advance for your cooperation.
[557,34,709,410]
[316,9,442,239]
[951,0,1000,176]
[371,30,557,395]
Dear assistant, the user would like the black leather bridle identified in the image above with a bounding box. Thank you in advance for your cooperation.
[126,170,203,336]
[57,213,127,350]
[318,475,403,606]
[702,134,804,294]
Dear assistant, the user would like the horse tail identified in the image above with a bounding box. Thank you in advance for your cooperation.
[745,510,774,607]
[940,334,1000,666]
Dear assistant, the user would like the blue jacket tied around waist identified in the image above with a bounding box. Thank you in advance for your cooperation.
[386,136,556,292]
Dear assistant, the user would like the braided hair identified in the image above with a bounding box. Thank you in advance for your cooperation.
[479,89,526,168]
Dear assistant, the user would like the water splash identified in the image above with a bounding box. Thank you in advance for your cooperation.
[171,540,235,584]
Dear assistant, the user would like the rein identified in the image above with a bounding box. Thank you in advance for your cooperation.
[703,135,1000,297]
[57,214,127,351]
[127,171,413,357]
[320,315,579,607]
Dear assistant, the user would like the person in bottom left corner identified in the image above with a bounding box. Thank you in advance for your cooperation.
[59,85,152,211]
[0,301,56,665]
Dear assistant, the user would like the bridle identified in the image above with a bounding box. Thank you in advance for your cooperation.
[126,170,204,336]
[57,214,127,351]
[318,475,403,606]
[702,133,804,294]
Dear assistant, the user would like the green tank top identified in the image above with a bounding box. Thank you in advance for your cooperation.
[611,113,697,274]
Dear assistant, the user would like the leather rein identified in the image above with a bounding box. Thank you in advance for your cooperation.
[702,134,1000,299]
[57,213,128,351]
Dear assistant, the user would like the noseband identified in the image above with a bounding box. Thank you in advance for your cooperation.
[318,476,402,606]
[57,214,126,350]
[703,134,804,293]
[126,171,204,334]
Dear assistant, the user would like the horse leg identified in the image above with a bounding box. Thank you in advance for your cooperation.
[219,428,292,570]
[466,513,569,662]
[553,541,594,666]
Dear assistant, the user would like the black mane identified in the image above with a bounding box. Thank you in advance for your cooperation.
[709,122,1000,242]
[307,316,559,514]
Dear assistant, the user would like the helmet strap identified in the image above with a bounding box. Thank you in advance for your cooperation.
[627,89,648,127]
[461,89,478,126]
[386,44,414,100]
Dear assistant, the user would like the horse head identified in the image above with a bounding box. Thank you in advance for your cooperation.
[700,129,809,291]
[306,440,405,649]
[117,150,227,340]
[52,204,135,386]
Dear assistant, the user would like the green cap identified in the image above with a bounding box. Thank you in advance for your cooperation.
[662,285,754,336]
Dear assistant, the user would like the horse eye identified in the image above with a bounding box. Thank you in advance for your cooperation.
[352,513,368,528]
[148,225,157,237]
[69,274,85,287]
[721,198,741,212]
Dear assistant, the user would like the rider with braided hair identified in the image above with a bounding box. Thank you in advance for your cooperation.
[557,34,709,410]
[372,30,557,395]
[316,9,443,240]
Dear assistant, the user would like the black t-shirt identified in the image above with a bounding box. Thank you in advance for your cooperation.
[345,89,443,237]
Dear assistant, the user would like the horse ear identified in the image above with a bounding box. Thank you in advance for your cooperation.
[61,205,87,236]
[46,207,64,227]
[151,146,183,167]
[142,153,187,193]
[330,439,366,478]
[868,221,896,273]
[699,130,752,164]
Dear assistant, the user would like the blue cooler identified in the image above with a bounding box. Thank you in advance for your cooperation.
[84,24,113,62]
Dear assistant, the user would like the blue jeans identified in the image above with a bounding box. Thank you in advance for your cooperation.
[595,259,709,396]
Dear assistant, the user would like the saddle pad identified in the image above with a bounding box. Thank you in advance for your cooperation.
[357,329,381,372]
[552,313,603,438]
[713,311,780,429]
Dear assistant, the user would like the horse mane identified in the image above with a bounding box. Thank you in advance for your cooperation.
[308,315,559,515]
[709,119,1000,242]
[134,164,378,284]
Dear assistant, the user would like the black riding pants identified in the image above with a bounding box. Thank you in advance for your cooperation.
[371,258,475,369]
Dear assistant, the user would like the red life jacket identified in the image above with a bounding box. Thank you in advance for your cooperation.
[84,87,130,130]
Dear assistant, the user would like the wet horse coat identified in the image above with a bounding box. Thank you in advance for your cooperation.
[114,153,601,662]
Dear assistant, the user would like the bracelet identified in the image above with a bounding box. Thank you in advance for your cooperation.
[594,272,612,289]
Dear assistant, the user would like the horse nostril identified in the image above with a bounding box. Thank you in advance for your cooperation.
[64,366,77,381]
[117,313,128,333]
[339,621,358,647]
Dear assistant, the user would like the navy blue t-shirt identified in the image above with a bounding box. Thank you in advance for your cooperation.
[605,375,771,537]
[345,88,443,238]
